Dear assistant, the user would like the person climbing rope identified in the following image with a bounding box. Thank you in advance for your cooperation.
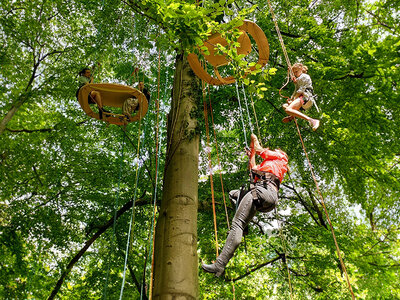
[282,63,320,131]
[202,134,289,277]
[122,82,151,119]
[76,67,110,119]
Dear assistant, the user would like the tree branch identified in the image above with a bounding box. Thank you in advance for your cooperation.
[225,255,283,282]
[333,71,375,81]
[5,121,88,133]
[47,196,149,300]
[365,10,397,34]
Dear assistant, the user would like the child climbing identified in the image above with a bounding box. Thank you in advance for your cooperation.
[282,63,320,131]
[202,134,289,277]
[76,67,110,119]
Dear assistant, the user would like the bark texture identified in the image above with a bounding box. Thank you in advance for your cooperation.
[152,53,200,299]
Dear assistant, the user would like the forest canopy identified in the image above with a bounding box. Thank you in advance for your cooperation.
[1,0,399,299]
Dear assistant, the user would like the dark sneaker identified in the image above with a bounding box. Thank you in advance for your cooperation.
[202,263,225,277]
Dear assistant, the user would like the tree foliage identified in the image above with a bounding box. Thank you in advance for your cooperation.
[1,0,399,299]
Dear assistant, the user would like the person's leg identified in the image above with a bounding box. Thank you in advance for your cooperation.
[202,191,257,276]
[256,185,278,213]
[283,98,319,130]
[90,91,112,117]
[283,98,310,121]
[90,91,103,109]
[229,189,240,207]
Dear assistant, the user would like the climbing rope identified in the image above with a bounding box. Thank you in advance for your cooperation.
[267,1,355,297]
[249,93,261,138]
[235,81,248,146]
[207,85,231,230]
[119,115,144,299]
[102,134,126,300]
[148,48,163,300]
[293,119,355,299]
[274,207,294,300]
[202,80,219,257]
[266,0,294,77]
[205,83,236,299]
[241,84,254,133]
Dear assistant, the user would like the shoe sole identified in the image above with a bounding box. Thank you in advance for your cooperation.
[282,117,294,123]
[202,265,225,277]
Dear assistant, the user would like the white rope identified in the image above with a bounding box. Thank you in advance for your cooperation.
[235,81,248,146]
[241,83,254,133]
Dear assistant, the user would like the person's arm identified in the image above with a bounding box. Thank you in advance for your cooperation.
[247,147,256,170]
[249,148,256,170]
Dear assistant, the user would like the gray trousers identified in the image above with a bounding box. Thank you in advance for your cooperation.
[216,183,278,267]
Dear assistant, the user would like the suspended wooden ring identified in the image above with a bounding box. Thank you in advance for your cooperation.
[78,83,148,126]
[187,20,269,86]
[214,67,232,85]
[203,29,252,68]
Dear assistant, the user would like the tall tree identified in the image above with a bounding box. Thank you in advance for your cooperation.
[1,0,400,299]
[152,53,201,299]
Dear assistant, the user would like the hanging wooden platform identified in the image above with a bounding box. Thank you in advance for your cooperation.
[187,20,269,86]
[78,83,148,125]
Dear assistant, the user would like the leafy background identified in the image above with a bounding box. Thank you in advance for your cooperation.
[1,0,399,299]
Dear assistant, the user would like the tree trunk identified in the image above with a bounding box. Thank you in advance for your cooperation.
[152,53,200,299]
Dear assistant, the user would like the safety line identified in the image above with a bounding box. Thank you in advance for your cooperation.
[274,207,294,300]
[148,48,163,300]
[235,81,248,146]
[203,80,219,257]
[241,84,254,133]
[119,115,143,299]
[102,133,126,300]
[205,83,236,298]
[249,93,261,138]
[267,0,355,297]
[207,85,231,230]
[266,0,294,77]
[293,119,355,299]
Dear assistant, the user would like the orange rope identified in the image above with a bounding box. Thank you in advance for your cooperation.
[267,0,354,296]
[206,83,236,298]
[266,0,294,77]
[207,85,231,230]
[293,119,355,300]
[148,48,162,300]
[202,80,219,257]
